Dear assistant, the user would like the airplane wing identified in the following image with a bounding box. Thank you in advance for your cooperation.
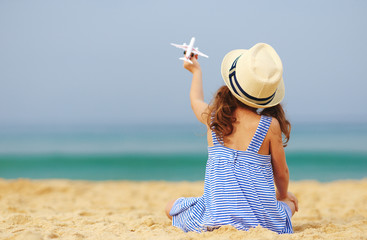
[192,48,209,58]
[170,43,188,50]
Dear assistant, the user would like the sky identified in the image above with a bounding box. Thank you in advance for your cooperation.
[0,0,366,126]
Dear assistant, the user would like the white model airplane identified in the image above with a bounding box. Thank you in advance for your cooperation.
[171,37,209,64]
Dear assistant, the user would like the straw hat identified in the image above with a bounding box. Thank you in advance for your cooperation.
[221,43,285,108]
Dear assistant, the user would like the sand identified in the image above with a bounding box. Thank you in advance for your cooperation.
[0,179,366,240]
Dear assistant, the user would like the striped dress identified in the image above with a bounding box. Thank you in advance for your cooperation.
[169,115,293,234]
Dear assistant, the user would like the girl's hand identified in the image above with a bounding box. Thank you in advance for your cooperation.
[287,192,298,212]
[183,55,201,74]
[277,191,299,212]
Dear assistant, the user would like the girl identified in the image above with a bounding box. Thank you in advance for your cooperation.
[165,43,298,234]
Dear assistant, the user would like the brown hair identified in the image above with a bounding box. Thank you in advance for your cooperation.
[206,86,291,147]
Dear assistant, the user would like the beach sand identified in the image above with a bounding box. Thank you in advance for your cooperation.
[0,179,366,240]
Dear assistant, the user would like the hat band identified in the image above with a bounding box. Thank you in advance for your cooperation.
[229,55,276,106]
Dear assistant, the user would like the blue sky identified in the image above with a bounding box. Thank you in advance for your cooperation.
[0,0,366,125]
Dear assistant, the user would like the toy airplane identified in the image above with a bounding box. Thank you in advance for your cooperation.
[171,37,209,64]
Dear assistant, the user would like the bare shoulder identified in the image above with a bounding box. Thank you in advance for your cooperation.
[268,117,282,138]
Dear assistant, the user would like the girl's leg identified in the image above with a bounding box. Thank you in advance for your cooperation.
[165,199,177,220]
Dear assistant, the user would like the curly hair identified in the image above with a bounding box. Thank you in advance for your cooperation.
[205,86,291,147]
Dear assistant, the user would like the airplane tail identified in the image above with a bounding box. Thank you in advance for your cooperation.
[179,57,193,64]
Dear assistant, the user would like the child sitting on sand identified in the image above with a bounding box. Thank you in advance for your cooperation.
[165,43,298,234]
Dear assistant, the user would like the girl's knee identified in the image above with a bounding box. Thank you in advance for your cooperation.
[165,199,176,219]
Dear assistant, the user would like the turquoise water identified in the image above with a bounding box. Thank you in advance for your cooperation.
[0,123,366,181]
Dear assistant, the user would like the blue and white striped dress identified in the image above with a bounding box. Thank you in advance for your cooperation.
[169,115,293,234]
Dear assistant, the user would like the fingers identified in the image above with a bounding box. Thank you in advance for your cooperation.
[182,54,201,74]
[183,60,191,70]
[288,192,299,212]
[295,197,298,211]
[294,197,299,212]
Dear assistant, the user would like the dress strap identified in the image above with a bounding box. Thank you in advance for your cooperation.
[246,115,272,153]
[210,115,221,146]
[211,129,220,145]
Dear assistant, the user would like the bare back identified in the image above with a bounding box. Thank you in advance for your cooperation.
[207,107,271,155]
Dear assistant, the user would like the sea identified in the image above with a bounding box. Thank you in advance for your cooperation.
[0,122,366,182]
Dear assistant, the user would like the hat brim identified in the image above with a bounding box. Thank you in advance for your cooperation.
[221,49,285,108]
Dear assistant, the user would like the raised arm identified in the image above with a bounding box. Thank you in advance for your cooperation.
[183,57,209,125]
